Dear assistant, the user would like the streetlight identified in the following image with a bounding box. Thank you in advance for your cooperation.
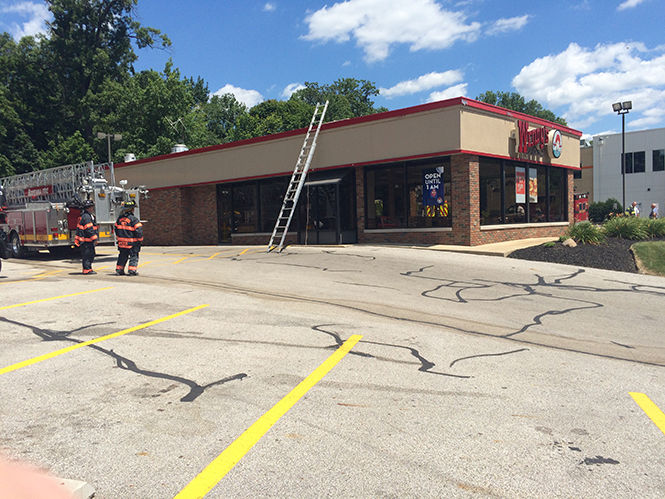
[611,101,631,213]
[97,132,122,186]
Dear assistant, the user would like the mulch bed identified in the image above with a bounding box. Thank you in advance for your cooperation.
[507,237,665,273]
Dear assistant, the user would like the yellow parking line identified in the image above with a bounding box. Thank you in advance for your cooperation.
[174,334,362,499]
[173,257,190,264]
[630,392,665,436]
[207,252,221,260]
[0,287,113,311]
[238,248,250,255]
[0,304,209,376]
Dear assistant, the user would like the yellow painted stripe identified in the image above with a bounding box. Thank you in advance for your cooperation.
[0,304,208,376]
[238,248,250,255]
[630,392,665,436]
[174,334,362,499]
[0,287,113,311]
[206,252,221,260]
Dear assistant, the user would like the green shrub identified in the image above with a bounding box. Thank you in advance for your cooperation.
[567,221,605,244]
[589,198,622,223]
[602,216,649,240]
[543,241,556,248]
[644,218,665,238]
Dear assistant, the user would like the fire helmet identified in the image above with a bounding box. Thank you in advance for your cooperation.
[122,200,136,210]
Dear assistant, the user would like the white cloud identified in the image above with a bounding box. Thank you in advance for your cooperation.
[380,70,463,98]
[303,0,482,62]
[512,42,665,130]
[487,15,529,35]
[263,2,276,12]
[213,84,264,108]
[428,83,468,102]
[281,82,305,99]
[1,1,51,40]
[617,0,646,10]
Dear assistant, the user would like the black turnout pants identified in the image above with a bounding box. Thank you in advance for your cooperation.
[80,242,96,272]
[116,246,140,272]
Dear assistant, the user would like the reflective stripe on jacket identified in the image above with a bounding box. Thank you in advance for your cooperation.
[114,213,143,249]
[75,211,98,245]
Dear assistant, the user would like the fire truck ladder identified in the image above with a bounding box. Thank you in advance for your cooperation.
[267,100,328,252]
[0,161,110,206]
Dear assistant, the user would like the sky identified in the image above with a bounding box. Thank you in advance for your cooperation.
[1,0,665,140]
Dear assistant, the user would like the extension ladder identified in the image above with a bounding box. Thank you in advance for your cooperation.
[267,101,329,252]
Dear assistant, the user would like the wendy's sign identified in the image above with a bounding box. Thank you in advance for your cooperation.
[515,120,563,159]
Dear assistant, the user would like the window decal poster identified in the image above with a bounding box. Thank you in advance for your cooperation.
[528,168,538,203]
[423,167,447,217]
[515,167,526,204]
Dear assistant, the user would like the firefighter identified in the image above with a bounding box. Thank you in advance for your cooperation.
[74,200,98,275]
[114,200,143,276]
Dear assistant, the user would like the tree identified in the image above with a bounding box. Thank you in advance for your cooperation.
[476,90,567,126]
[45,0,171,140]
[292,78,387,121]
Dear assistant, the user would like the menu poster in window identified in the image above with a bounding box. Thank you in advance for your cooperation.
[528,168,538,203]
[422,167,445,206]
[515,167,526,204]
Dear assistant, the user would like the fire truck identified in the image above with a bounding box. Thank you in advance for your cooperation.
[0,161,147,259]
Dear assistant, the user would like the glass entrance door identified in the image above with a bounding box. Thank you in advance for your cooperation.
[299,183,340,245]
[216,185,233,243]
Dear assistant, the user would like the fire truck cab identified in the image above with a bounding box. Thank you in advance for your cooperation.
[0,161,147,258]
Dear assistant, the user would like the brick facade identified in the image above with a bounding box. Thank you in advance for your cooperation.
[143,155,573,247]
[141,185,218,245]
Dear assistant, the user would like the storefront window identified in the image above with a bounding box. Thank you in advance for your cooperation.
[365,166,405,229]
[549,167,567,222]
[232,182,258,232]
[479,159,502,225]
[366,159,452,229]
[530,166,547,222]
[259,177,288,232]
[504,163,526,224]
[406,159,451,228]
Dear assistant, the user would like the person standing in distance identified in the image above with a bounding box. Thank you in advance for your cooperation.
[75,200,99,274]
[114,200,143,276]
[649,203,659,219]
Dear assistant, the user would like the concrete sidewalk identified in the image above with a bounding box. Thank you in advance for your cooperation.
[420,236,558,257]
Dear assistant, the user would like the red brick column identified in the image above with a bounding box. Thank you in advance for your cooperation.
[451,154,479,245]
[567,171,574,225]
[141,188,185,245]
[355,166,366,243]
[182,185,218,244]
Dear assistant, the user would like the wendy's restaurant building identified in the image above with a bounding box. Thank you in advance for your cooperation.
[115,97,582,247]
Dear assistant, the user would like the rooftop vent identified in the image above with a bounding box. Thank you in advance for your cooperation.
[171,144,188,154]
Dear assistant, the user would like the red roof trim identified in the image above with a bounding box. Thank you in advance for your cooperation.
[147,149,579,191]
[116,96,581,169]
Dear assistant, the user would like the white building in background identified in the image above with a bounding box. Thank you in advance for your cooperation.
[593,127,665,214]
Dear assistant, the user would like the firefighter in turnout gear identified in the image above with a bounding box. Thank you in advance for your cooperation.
[75,200,99,274]
[114,200,143,276]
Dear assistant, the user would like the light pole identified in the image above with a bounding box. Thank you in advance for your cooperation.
[612,101,631,213]
[97,132,122,187]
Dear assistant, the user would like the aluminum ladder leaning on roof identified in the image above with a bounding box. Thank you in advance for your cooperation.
[267,100,329,253]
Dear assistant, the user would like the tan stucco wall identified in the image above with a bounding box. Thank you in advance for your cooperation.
[114,101,580,192]
[460,109,580,168]
[116,106,462,190]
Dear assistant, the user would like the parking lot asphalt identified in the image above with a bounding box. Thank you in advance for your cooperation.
[1,244,664,498]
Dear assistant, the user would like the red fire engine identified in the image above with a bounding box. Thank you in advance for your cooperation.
[0,161,147,258]
[574,193,589,223]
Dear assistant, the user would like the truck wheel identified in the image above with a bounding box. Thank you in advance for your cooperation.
[9,232,25,258]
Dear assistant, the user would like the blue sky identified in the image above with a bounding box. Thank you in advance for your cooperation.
[1,0,664,139]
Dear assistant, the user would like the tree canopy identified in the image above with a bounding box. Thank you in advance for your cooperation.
[0,1,387,178]
[476,90,567,126]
